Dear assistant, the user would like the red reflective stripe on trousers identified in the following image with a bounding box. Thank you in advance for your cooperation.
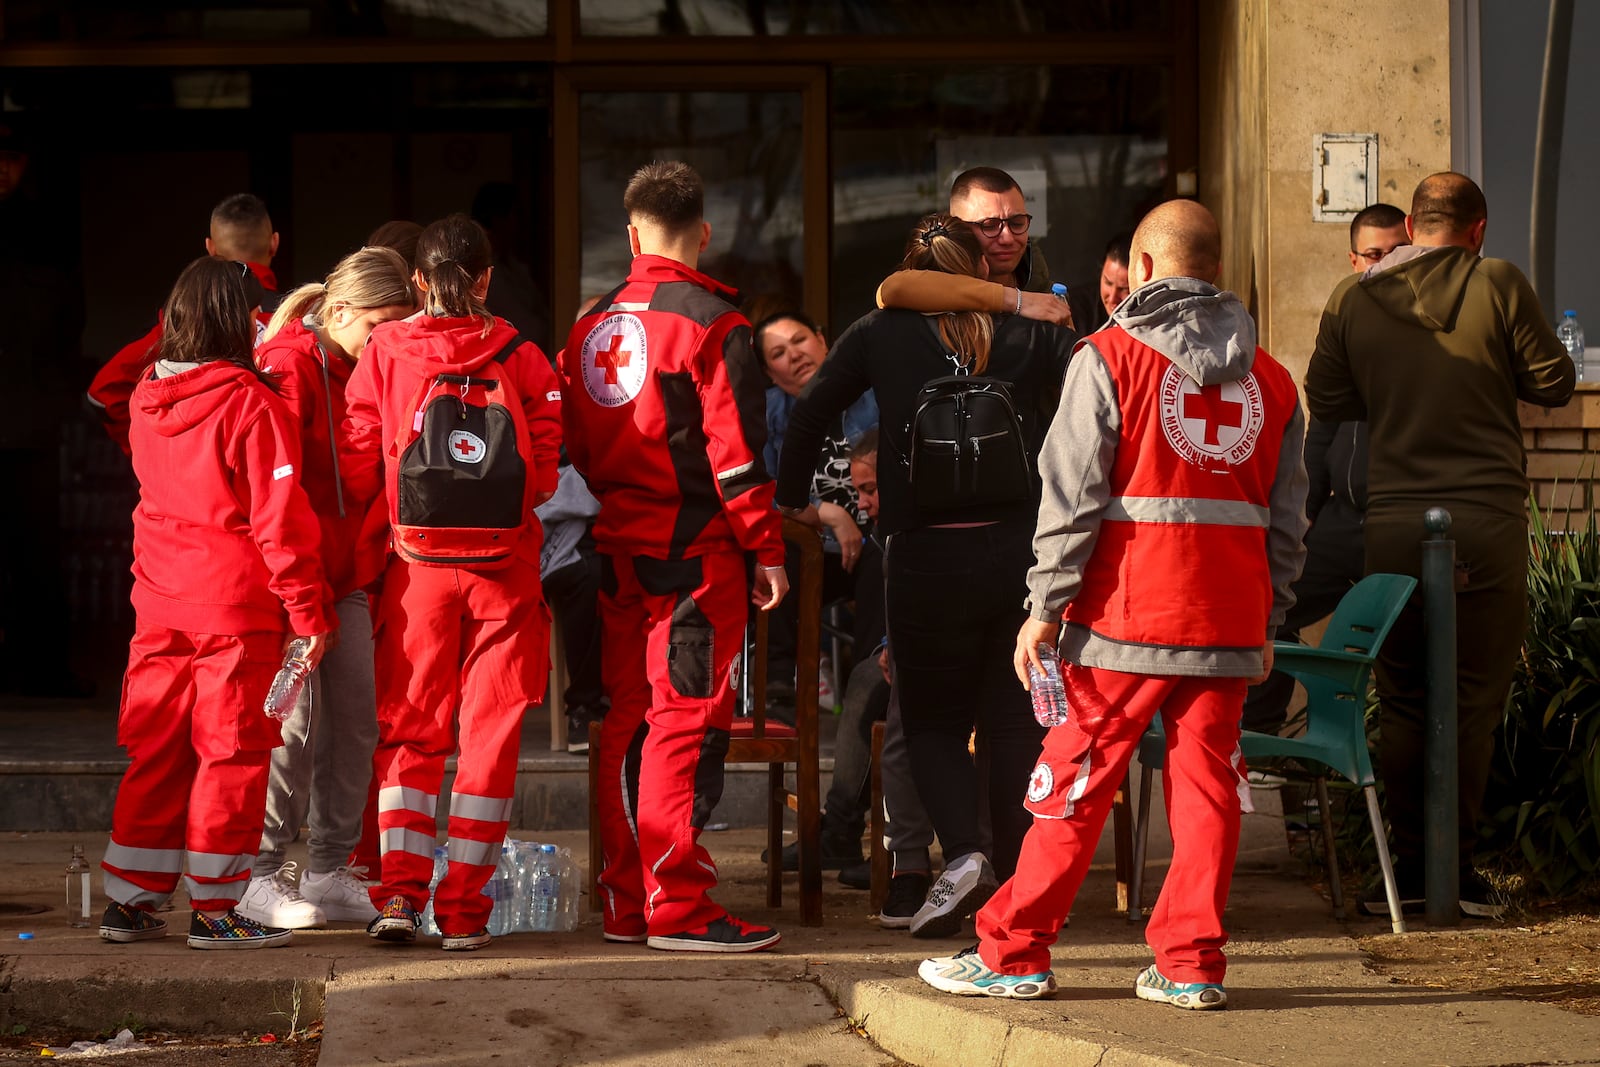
[595,550,744,937]
[976,668,1247,984]
[368,556,548,932]
[108,623,280,910]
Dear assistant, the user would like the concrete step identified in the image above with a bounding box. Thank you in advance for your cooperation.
[0,701,839,833]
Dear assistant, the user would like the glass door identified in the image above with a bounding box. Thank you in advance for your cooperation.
[552,66,827,334]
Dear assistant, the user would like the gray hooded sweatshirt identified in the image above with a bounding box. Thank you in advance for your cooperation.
[1024,277,1310,678]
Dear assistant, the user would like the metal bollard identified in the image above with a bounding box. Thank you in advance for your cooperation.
[1421,507,1460,926]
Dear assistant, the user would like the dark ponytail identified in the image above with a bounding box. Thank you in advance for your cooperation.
[156,256,275,387]
[416,213,495,337]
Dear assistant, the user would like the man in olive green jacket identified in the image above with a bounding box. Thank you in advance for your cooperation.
[1305,172,1574,919]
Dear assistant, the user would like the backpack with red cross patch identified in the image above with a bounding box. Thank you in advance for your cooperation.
[391,332,532,568]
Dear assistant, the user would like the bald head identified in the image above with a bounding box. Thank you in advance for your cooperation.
[1128,199,1222,288]
[1408,171,1488,251]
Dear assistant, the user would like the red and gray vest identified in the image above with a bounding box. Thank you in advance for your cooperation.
[1065,327,1299,651]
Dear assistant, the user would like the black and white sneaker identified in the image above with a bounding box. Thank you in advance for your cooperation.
[99,901,168,943]
[1357,872,1423,917]
[1459,869,1508,919]
[648,914,781,953]
[879,872,932,930]
[910,854,998,939]
[186,909,293,950]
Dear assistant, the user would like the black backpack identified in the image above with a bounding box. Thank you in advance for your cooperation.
[392,332,532,568]
[907,372,1033,515]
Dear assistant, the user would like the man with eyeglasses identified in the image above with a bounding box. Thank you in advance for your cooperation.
[1241,202,1405,739]
[949,166,1051,293]
[1348,202,1409,273]
[1307,173,1574,921]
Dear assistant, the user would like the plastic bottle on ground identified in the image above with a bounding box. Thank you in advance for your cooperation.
[531,844,559,932]
[419,845,447,937]
[65,844,92,928]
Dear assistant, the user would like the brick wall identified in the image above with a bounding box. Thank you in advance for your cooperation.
[1519,387,1600,529]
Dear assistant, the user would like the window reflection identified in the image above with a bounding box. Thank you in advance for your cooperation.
[1,0,549,41]
[580,0,1170,36]
[830,64,1167,331]
[577,90,805,313]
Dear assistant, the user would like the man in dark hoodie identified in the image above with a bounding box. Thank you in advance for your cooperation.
[919,199,1308,1008]
[1241,203,1407,735]
[1305,172,1575,919]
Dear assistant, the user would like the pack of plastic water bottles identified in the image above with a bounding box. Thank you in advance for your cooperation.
[419,837,581,936]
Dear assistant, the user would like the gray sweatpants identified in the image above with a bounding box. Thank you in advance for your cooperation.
[881,666,937,874]
[255,590,378,876]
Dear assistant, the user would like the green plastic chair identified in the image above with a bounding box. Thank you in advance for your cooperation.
[1128,572,1417,934]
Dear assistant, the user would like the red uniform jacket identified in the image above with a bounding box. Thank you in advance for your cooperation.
[340,313,562,569]
[89,263,279,455]
[127,358,334,638]
[1064,327,1299,652]
[255,319,377,598]
[559,255,783,568]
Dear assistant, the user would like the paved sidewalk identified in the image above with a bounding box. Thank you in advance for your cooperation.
[6,791,1600,1066]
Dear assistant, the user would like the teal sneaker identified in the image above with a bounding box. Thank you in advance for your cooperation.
[1134,964,1227,1010]
[918,945,1057,1000]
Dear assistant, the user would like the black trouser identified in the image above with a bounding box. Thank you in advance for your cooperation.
[544,551,607,717]
[885,519,1045,882]
[764,536,884,684]
[1240,504,1364,733]
[1365,505,1527,873]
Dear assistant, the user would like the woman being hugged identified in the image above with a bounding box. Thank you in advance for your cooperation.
[341,214,561,951]
[99,256,335,951]
[231,247,418,931]
[774,213,1076,938]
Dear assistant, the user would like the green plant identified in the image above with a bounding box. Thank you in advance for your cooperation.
[1483,487,1600,896]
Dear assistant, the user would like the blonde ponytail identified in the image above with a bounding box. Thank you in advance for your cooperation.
[262,282,329,342]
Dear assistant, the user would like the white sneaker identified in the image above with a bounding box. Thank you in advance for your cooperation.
[236,863,326,929]
[300,866,380,923]
[910,853,998,939]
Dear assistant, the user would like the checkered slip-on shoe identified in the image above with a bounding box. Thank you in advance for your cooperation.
[186,909,292,950]
[99,901,168,943]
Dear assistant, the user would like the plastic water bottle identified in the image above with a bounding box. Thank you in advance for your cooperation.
[1557,310,1585,382]
[555,847,580,933]
[1052,282,1069,302]
[65,844,92,928]
[484,841,518,936]
[263,638,312,721]
[420,845,447,936]
[1026,643,1070,728]
[531,844,559,932]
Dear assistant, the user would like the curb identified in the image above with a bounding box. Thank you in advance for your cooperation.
[813,968,1247,1067]
[0,955,329,1035]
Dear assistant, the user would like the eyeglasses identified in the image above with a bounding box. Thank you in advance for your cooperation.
[1353,244,1406,263]
[972,214,1032,239]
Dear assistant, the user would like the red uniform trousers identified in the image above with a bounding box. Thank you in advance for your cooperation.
[103,624,282,912]
[369,555,549,935]
[595,550,744,938]
[976,667,1250,984]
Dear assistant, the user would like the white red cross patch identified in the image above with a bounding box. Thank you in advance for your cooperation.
[448,429,487,465]
[580,314,648,408]
[1158,364,1264,467]
[1026,762,1055,804]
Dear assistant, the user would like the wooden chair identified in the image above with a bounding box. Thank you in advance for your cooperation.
[587,518,826,926]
